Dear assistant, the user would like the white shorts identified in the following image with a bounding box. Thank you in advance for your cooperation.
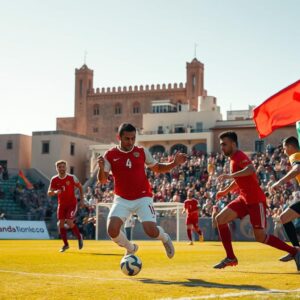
[108,196,156,223]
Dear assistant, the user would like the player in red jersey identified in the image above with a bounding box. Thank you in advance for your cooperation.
[97,123,187,258]
[48,160,84,252]
[213,131,300,270]
[182,189,203,245]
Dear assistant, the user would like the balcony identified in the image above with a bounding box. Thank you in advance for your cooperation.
[141,126,205,135]
[137,126,211,143]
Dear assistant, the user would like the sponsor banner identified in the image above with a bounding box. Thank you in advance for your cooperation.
[0,220,50,239]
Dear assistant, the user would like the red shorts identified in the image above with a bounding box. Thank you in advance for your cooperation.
[228,196,266,229]
[186,216,199,226]
[57,203,78,220]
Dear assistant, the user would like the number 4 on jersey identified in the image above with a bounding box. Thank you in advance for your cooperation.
[126,158,132,168]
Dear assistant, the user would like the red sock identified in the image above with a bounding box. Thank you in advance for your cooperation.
[71,224,82,240]
[60,228,68,246]
[196,228,202,236]
[264,235,297,256]
[217,224,236,259]
[187,229,192,241]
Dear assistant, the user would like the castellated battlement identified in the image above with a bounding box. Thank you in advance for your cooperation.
[88,82,186,95]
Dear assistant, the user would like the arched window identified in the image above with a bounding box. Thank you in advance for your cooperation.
[79,80,83,96]
[170,144,187,154]
[133,102,140,114]
[192,74,196,92]
[192,143,207,154]
[177,101,182,112]
[149,145,165,155]
[93,104,100,115]
[115,103,122,115]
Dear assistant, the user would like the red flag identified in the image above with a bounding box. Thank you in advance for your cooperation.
[18,170,34,189]
[253,80,300,138]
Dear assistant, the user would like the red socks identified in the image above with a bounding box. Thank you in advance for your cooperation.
[187,229,192,241]
[217,224,236,259]
[264,234,297,256]
[60,227,68,246]
[71,224,82,240]
[197,229,202,236]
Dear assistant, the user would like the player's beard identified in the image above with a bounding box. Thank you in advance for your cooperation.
[121,144,134,152]
[223,148,233,157]
[59,170,66,177]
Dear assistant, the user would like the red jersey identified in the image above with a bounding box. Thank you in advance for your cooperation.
[230,150,266,204]
[50,174,80,205]
[104,146,156,200]
[184,198,199,217]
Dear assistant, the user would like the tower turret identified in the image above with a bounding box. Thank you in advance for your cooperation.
[74,64,93,135]
[186,58,204,111]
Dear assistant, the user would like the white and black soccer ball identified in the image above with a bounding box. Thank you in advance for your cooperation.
[120,254,142,276]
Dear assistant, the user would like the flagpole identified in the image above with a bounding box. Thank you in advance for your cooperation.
[297,121,300,147]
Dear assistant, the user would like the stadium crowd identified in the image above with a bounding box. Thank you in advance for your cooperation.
[75,142,300,239]
[14,187,54,221]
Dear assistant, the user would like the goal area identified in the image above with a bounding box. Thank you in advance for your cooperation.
[96,202,187,241]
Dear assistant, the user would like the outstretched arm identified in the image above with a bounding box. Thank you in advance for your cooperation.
[215,165,254,200]
[270,164,300,193]
[216,180,238,200]
[97,156,109,184]
[150,152,187,173]
[218,164,256,182]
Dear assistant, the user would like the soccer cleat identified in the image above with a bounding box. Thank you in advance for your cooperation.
[188,241,193,245]
[59,245,69,253]
[78,235,83,250]
[126,243,139,256]
[279,253,294,262]
[294,251,300,271]
[213,257,238,269]
[199,234,204,242]
[163,234,175,258]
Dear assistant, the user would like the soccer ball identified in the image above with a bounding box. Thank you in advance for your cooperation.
[120,254,142,276]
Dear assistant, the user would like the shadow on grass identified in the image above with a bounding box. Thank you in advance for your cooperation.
[235,270,298,275]
[68,252,123,257]
[138,278,267,291]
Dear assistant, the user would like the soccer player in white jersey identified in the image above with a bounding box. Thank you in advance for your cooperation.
[97,123,187,258]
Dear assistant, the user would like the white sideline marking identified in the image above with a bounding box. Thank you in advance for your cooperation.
[0,269,131,282]
[159,288,300,300]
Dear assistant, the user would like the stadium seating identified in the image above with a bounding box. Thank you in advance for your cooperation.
[0,177,26,219]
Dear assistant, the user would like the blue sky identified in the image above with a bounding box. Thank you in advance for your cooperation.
[0,0,299,135]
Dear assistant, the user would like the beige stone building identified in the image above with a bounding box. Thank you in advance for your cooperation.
[31,131,101,182]
[0,134,32,170]
[137,96,221,154]
[226,105,255,121]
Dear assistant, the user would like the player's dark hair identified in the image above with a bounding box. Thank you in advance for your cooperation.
[218,131,238,147]
[118,123,136,137]
[283,136,299,149]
